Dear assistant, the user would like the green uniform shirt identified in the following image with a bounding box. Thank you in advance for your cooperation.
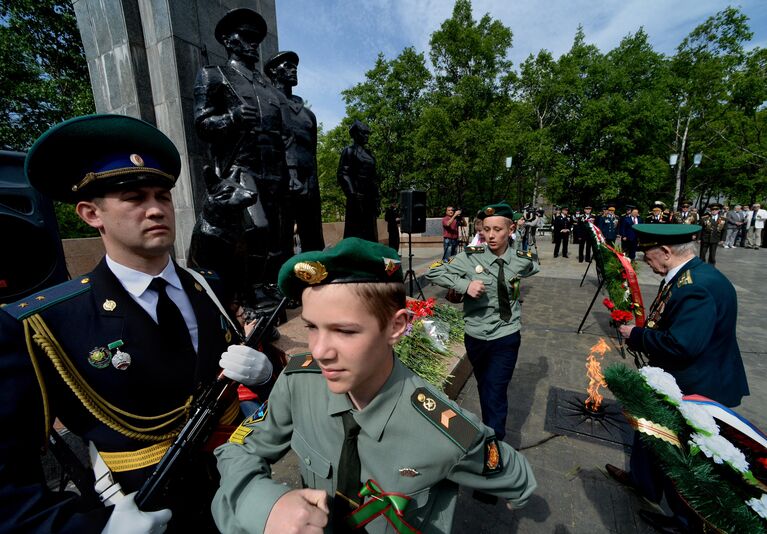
[425,245,539,340]
[212,358,536,533]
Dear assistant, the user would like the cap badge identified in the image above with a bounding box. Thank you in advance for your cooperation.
[484,207,495,215]
[129,153,145,167]
[294,261,328,285]
[383,257,401,276]
[102,299,117,312]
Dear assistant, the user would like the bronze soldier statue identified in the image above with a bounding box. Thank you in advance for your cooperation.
[337,120,380,242]
[193,8,291,309]
[264,50,325,252]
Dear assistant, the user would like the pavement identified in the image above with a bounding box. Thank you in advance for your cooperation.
[270,236,766,533]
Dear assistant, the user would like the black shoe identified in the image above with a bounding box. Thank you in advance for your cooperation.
[605,464,634,488]
[638,510,687,534]
[563,255,569,258]
[553,254,559,258]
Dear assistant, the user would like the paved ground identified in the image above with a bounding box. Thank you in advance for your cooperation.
[271,236,765,533]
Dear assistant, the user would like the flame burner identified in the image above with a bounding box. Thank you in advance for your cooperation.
[545,387,633,447]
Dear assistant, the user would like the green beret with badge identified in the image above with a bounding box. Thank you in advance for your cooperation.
[633,223,702,251]
[277,237,403,300]
[25,114,181,203]
[477,202,517,221]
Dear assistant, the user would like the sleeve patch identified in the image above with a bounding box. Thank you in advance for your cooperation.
[411,387,479,452]
[429,260,444,269]
[228,401,269,444]
[483,436,504,475]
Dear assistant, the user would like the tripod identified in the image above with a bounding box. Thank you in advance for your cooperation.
[403,232,425,300]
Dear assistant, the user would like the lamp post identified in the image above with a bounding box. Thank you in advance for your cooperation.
[670,151,702,210]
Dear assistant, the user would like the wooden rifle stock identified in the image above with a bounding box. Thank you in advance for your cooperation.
[134,297,287,510]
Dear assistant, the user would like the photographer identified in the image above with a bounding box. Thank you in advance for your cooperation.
[522,206,543,252]
[442,205,466,261]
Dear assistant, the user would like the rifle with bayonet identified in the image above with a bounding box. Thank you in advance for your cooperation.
[135,297,287,510]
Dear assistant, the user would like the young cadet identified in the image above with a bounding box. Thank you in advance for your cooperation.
[0,114,272,533]
[425,203,539,442]
[212,238,536,533]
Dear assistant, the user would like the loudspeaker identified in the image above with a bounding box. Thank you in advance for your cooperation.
[400,190,426,234]
[0,150,69,305]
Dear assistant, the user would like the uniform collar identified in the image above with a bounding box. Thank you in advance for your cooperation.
[326,356,407,442]
[105,255,181,298]
[663,256,695,285]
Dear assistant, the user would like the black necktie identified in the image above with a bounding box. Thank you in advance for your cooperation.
[496,258,512,322]
[148,277,194,354]
[333,412,363,532]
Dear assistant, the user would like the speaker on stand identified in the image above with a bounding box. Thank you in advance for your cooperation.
[0,150,69,305]
[399,190,426,299]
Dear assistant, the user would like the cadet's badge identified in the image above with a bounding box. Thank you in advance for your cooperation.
[398,467,420,477]
[88,347,111,369]
[129,153,145,166]
[294,261,328,284]
[417,392,437,412]
[383,257,401,276]
[483,437,503,475]
[484,207,495,216]
[475,265,484,274]
[102,299,117,312]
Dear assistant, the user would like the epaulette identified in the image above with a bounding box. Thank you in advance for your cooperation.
[516,250,538,262]
[429,260,443,269]
[190,268,220,281]
[465,245,485,254]
[411,387,480,453]
[284,352,321,374]
[677,270,693,288]
[3,275,92,321]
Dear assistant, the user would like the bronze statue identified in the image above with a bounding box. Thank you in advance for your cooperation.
[337,120,380,242]
[193,8,291,309]
[264,50,325,252]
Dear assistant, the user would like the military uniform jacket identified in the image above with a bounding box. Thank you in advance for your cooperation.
[700,214,727,243]
[627,257,749,407]
[212,357,536,533]
[425,246,539,340]
[0,259,236,532]
[598,215,619,240]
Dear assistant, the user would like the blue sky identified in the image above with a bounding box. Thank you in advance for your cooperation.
[275,0,767,131]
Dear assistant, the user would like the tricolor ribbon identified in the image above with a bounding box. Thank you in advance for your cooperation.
[623,412,682,448]
[346,479,421,534]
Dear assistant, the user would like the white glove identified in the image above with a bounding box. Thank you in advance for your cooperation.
[219,344,273,386]
[101,492,172,534]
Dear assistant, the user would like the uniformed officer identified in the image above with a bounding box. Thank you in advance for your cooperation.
[213,238,536,533]
[0,114,273,533]
[426,203,540,441]
[699,202,727,265]
[608,223,749,531]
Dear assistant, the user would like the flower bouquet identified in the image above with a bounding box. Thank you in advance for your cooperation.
[394,298,464,388]
[604,363,767,532]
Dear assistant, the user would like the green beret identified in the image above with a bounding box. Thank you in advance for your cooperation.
[634,223,702,251]
[477,202,516,220]
[214,8,267,45]
[278,238,403,299]
[25,114,180,203]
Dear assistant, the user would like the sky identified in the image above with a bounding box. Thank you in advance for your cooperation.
[274,0,767,131]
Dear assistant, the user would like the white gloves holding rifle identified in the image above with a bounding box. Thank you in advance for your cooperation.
[101,492,171,534]
[219,345,273,386]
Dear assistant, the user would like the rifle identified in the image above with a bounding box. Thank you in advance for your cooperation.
[134,297,287,510]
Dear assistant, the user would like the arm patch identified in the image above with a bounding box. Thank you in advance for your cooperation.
[411,387,479,452]
[483,436,504,475]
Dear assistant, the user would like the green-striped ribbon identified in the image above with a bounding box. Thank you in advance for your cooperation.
[346,479,421,534]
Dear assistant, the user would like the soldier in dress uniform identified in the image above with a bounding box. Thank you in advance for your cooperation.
[426,203,540,442]
[598,205,619,246]
[212,238,536,533]
[674,201,698,225]
[0,114,273,533]
[575,205,596,263]
[699,202,727,265]
[552,206,572,258]
[646,202,666,223]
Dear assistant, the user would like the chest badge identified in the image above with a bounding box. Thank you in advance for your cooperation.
[88,347,111,369]
[108,340,131,371]
[475,265,484,274]
[102,299,117,312]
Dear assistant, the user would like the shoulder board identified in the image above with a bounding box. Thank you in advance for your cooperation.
[284,352,321,374]
[429,260,444,269]
[191,268,220,281]
[465,245,485,254]
[516,250,538,262]
[677,270,693,288]
[3,276,92,321]
[411,387,479,452]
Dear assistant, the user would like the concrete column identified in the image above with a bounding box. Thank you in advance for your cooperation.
[73,0,278,262]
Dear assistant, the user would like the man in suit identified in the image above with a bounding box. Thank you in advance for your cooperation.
[608,223,749,532]
[0,114,273,532]
[724,204,745,248]
[619,207,640,260]
[699,203,727,265]
[553,206,572,258]
[194,8,292,300]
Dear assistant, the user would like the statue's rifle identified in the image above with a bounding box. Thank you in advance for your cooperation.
[134,297,287,511]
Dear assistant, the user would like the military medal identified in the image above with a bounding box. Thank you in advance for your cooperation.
[108,340,131,370]
[88,347,111,369]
